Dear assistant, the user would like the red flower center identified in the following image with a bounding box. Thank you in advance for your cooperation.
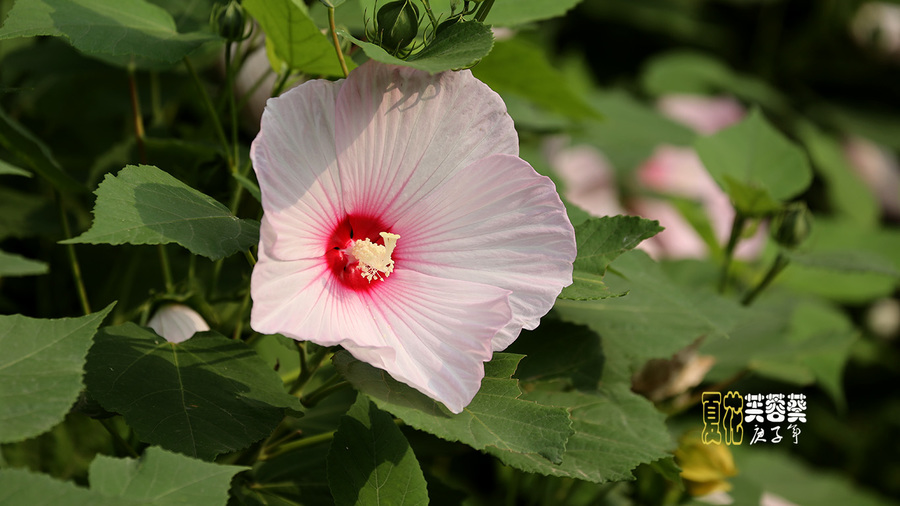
[325,214,397,292]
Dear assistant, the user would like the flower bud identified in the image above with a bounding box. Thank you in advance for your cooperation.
[675,431,737,496]
[211,0,248,42]
[770,202,813,249]
[376,0,420,53]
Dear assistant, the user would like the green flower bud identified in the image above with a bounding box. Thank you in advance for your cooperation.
[770,202,813,249]
[211,1,248,42]
[376,0,420,53]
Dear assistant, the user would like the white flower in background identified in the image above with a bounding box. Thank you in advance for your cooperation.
[147,304,210,343]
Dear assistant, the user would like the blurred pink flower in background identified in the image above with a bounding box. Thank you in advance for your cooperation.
[146,304,210,344]
[843,136,900,218]
[552,94,765,260]
[250,61,575,413]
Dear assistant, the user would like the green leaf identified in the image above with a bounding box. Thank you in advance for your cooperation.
[84,324,303,460]
[0,0,218,65]
[641,51,789,112]
[556,251,743,379]
[484,0,583,26]
[0,107,84,194]
[796,121,879,226]
[486,386,673,483]
[695,109,812,216]
[63,165,259,260]
[244,0,351,77]
[0,468,140,506]
[339,20,493,74]
[0,159,31,177]
[89,446,247,506]
[332,352,573,464]
[508,320,604,391]
[327,394,429,506]
[0,249,48,277]
[473,38,598,120]
[559,216,662,300]
[0,303,114,444]
[787,250,900,278]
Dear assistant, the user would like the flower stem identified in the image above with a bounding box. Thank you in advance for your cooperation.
[474,0,495,22]
[183,57,235,172]
[244,248,257,267]
[261,430,335,461]
[741,252,790,306]
[59,199,91,315]
[98,418,139,458]
[328,7,350,78]
[301,377,349,408]
[718,212,746,294]
[127,66,147,164]
[225,42,241,177]
[158,244,175,295]
[420,0,439,27]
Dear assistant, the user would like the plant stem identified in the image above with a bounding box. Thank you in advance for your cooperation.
[225,42,241,176]
[99,419,139,458]
[244,248,257,266]
[301,377,349,408]
[261,430,336,460]
[328,7,350,78]
[741,252,790,306]
[59,199,91,315]
[718,212,746,294]
[158,244,175,295]
[420,0,439,27]
[183,57,235,172]
[127,67,147,164]
[474,0,495,22]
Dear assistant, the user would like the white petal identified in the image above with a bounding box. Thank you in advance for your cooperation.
[333,61,519,221]
[251,79,345,260]
[147,304,210,343]
[395,154,576,351]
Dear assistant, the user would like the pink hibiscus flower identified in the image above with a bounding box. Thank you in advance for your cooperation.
[249,61,576,413]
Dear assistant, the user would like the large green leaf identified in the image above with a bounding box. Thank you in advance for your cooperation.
[0,0,218,65]
[339,20,493,74]
[486,386,673,484]
[695,109,812,216]
[0,468,140,506]
[332,352,573,464]
[84,324,303,460]
[326,394,429,506]
[63,165,259,260]
[0,249,48,277]
[556,251,743,378]
[89,446,247,506]
[560,216,663,300]
[508,319,605,391]
[484,0,583,26]
[0,303,114,444]
[244,0,351,77]
[473,38,598,120]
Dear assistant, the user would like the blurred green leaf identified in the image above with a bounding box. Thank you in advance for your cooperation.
[0,108,84,194]
[484,0,583,26]
[473,38,597,120]
[730,447,893,506]
[486,386,673,484]
[244,0,352,76]
[89,446,247,506]
[85,324,302,460]
[559,215,662,300]
[339,20,492,74]
[318,0,346,7]
[796,121,879,226]
[573,89,695,172]
[63,164,259,260]
[332,352,573,464]
[0,249,48,277]
[641,51,788,112]
[0,303,114,443]
[0,159,31,177]
[556,251,744,379]
[695,109,812,216]
[0,468,139,506]
[787,250,900,278]
[327,394,429,506]
[0,0,218,65]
